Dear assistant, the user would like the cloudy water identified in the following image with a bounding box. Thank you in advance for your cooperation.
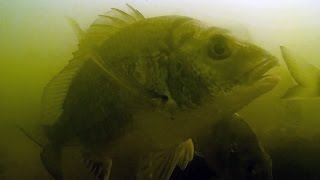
[0,0,320,179]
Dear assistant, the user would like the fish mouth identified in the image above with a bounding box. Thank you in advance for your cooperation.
[240,57,279,84]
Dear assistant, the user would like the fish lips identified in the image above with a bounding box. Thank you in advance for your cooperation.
[240,57,280,89]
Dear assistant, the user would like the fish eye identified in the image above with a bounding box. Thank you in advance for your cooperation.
[208,35,232,60]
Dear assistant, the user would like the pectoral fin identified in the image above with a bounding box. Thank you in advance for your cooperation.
[137,138,194,180]
[280,46,320,100]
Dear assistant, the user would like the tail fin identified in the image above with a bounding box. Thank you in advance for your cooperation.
[280,46,320,100]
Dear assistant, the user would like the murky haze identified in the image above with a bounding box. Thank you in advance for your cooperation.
[1,0,320,179]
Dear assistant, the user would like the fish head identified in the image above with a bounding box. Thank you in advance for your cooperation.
[169,20,279,113]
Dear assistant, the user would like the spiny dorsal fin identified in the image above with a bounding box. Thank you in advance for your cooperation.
[81,3,145,48]
[126,3,145,20]
[41,4,145,125]
[98,15,127,25]
[111,8,136,22]
[66,17,85,41]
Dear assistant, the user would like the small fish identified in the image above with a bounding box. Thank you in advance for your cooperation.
[21,4,279,180]
[280,46,320,100]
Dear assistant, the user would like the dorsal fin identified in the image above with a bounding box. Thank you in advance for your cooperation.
[41,4,145,125]
[111,8,136,21]
[98,15,127,25]
[66,17,85,41]
[80,3,145,49]
[126,3,145,20]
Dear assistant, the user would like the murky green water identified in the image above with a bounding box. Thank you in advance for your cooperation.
[1,0,320,179]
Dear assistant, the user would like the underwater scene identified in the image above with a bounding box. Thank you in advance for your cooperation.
[1,0,320,179]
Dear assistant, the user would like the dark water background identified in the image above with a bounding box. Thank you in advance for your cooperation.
[0,0,320,179]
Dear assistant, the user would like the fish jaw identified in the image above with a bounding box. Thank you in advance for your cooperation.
[207,56,280,118]
[240,56,280,89]
[242,55,280,94]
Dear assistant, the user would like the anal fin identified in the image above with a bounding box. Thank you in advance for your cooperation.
[83,155,112,180]
[137,138,194,180]
[176,139,194,170]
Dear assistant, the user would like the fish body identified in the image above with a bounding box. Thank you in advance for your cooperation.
[29,5,279,180]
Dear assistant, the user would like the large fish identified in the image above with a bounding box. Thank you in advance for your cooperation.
[22,4,279,180]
